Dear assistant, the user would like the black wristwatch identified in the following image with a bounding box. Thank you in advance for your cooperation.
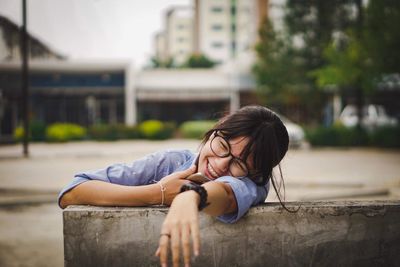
[180,182,210,211]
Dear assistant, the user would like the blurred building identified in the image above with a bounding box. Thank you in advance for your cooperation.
[153,0,285,65]
[165,6,194,66]
[135,67,256,123]
[0,61,132,142]
[0,1,287,142]
[194,0,259,63]
[0,59,258,142]
[0,15,65,61]
[0,16,67,142]
[154,31,168,63]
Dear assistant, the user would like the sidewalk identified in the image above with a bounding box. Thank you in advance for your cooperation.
[0,140,399,205]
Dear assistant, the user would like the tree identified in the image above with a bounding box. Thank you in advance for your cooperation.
[253,19,307,111]
[364,0,400,75]
[253,1,361,124]
[150,56,174,69]
[312,0,400,127]
[310,31,370,91]
[183,54,215,68]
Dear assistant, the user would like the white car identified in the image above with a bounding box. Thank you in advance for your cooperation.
[278,114,305,148]
[339,104,398,130]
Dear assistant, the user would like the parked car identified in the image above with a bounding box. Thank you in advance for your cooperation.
[278,114,305,148]
[339,104,398,130]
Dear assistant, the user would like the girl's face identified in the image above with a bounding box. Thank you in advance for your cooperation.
[197,132,254,180]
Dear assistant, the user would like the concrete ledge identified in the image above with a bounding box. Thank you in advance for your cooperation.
[63,201,400,267]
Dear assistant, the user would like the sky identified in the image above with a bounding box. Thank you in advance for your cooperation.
[0,0,190,69]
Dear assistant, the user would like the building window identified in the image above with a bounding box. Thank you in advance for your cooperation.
[212,42,224,48]
[177,37,185,43]
[177,24,185,30]
[211,24,223,31]
[101,73,111,82]
[211,6,223,13]
[231,41,236,51]
[52,73,61,82]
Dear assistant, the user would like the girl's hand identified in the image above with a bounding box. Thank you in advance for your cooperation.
[155,191,201,267]
[159,165,196,206]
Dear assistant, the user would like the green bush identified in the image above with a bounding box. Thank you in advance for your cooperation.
[179,120,216,139]
[88,124,118,140]
[88,124,140,140]
[13,120,47,142]
[138,120,175,140]
[46,123,87,142]
[115,124,141,139]
[305,124,369,147]
[369,125,400,148]
[13,127,24,142]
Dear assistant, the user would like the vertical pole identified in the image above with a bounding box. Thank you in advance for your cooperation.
[194,0,200,54]
[229,69,240,114]
[21,0,29,157]
[125,63,136,126]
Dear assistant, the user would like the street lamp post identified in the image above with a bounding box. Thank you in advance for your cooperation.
[21,0,29,157]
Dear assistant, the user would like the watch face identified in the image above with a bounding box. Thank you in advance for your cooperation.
[186,172,211,184]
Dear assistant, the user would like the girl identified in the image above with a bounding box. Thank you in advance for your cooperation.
[59,105,290,267]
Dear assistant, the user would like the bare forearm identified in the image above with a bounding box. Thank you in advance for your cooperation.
[202,181,237,216]
[60,180,160,209]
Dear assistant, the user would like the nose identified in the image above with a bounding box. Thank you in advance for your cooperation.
[213,155,232,174]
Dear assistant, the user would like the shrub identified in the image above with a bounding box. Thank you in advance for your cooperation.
[88,124,118,140]
[179,121,216,139]
[88,124,140,140]
[369,125,400,148]
[13,126,24,142]
[115,124,141,139]
[46,123,86,142]
[305,124,368,147]
[138,120,175,140]
[13,120,46,142]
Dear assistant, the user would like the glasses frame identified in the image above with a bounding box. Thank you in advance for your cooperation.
[209,131,250,178]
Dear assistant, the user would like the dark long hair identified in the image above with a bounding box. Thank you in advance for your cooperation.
[201,105,297,212]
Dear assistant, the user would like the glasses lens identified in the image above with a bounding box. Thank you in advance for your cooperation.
[211,136,230,157]
[229,159,248,177]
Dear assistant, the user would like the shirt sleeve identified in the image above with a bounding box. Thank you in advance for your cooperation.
[214,176,269,224]
[57,149,191,207]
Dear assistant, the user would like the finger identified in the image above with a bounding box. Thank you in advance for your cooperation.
[179,165,197,177]
[190,218,201,257]
[181,223,191,267]
[171,227,181,267]
[155,247,160,257]
[158,234,169,267]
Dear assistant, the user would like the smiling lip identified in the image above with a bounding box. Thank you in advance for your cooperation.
[206,160,219,179]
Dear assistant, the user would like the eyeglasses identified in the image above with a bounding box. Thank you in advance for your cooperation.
[210,131,249,178]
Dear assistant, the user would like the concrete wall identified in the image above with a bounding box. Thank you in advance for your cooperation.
[63,201,400,267]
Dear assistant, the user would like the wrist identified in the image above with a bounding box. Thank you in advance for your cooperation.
[182,190,200,204]
[148,183,164,205]
[180,182,209,210]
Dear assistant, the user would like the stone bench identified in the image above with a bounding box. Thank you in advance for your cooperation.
[63,201,400,267]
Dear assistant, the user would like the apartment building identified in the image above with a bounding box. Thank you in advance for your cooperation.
[153,0,284,66]
[165,6,194,65]
[154,31,168,63]
[194,0,257,63]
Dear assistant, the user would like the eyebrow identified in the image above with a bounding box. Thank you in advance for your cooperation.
[228,137,252,165]
[228,136,247,145]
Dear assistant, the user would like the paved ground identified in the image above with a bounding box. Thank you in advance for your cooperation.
[0,140,399,267]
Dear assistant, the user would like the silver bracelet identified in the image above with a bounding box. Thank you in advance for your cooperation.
[158,180,166,205]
